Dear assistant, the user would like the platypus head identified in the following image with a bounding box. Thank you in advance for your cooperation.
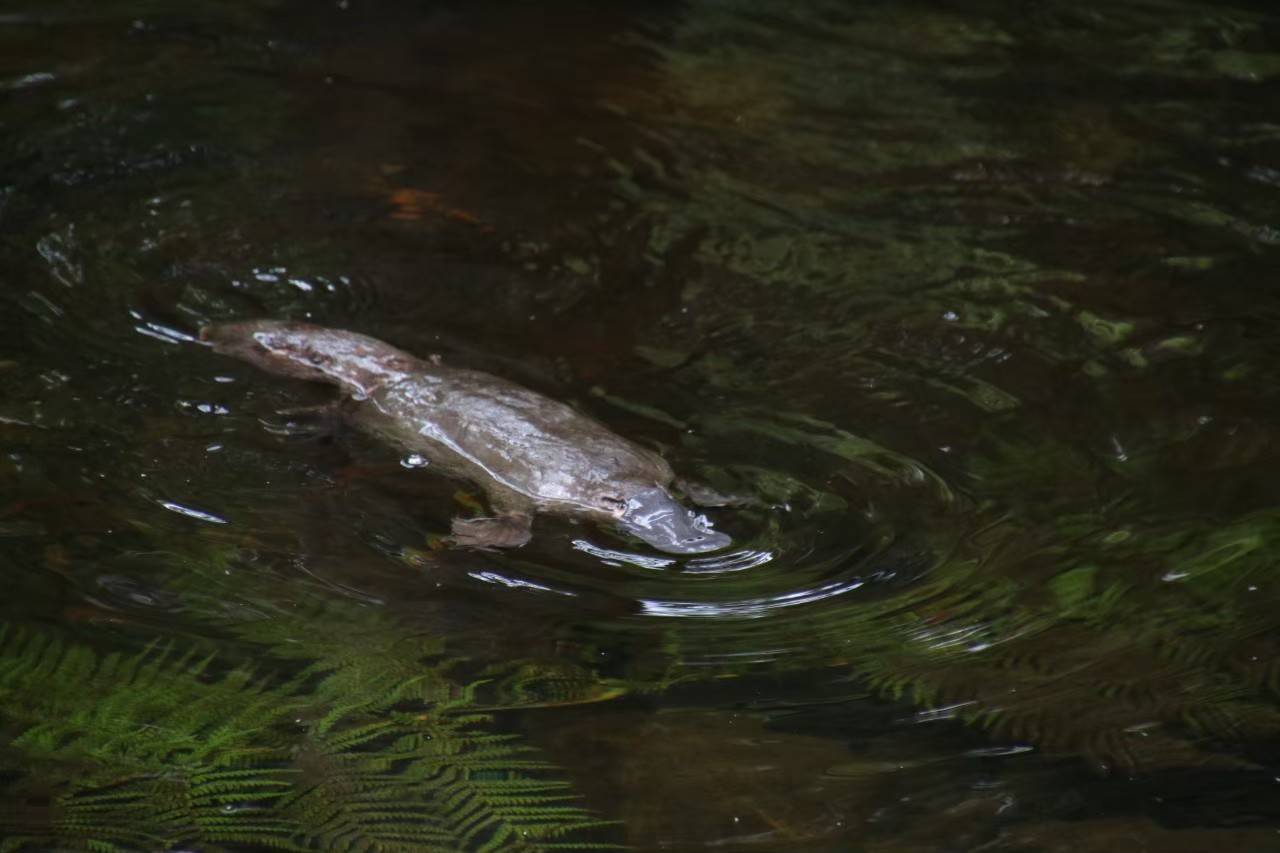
[613,486,731,555]
[200,320,416,397]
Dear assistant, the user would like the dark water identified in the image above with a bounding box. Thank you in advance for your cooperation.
[4,0,1280,849]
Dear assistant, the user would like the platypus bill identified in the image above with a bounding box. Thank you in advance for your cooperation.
[200,320,732,555]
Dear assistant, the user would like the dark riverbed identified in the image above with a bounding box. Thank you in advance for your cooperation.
[4,1,1280,850]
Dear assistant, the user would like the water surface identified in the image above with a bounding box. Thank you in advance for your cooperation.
[4,0,1280,850]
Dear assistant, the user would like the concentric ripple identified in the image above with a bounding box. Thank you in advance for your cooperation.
[425,422,958,676]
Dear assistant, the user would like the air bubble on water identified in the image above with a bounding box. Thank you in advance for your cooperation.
[401,454,429,469]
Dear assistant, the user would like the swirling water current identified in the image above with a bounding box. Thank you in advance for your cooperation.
[4,1,1280,850]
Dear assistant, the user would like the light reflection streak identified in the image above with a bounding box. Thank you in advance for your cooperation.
[906,622,989,651]
[159,500,227,524]
[571,539,676,570]
[640,576,865,619]
[467,570,577,597]
[682,548,774,574]
[911,701,977,723]
[907,620,1038,653]
[134,322,196,345]
[678,648,796,665]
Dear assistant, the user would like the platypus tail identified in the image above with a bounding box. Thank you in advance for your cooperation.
[200,320,418,397]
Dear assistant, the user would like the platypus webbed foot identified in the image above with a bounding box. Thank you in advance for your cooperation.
[448,512,533,550]
[674,478,754,508]
[264,400,351,441]
[276,402,342,418]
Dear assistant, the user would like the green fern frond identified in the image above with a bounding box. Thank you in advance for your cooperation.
[0,623,619,852]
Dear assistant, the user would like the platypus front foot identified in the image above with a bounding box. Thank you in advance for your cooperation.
[675,477,753,508]
[447,512,533,550]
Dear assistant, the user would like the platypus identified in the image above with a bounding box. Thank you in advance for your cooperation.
[200,320,731,554]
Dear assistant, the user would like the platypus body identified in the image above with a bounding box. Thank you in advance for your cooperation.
[201,321,731,554]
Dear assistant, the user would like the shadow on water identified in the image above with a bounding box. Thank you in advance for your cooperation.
[4,0,1280,849]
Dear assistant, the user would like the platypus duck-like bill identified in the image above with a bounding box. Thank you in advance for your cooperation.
[615,486,731,554]
[200,320,732,555]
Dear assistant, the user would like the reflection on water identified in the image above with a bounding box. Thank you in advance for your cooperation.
[637,573,866,620]
[682,546,774,574]
[572,538,678,570]
[4,0,1280,848]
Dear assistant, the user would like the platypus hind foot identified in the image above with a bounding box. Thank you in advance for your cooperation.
[266,400,351,440]
[448,512,533,549]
